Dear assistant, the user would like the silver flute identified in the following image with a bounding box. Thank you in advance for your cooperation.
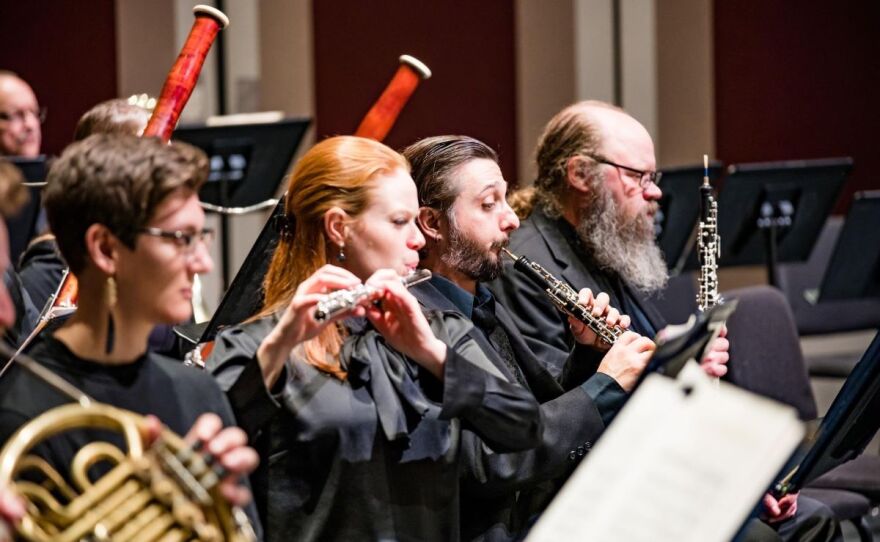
[501,248,624,345]
[697,155,723,311]
[313,269,433,322]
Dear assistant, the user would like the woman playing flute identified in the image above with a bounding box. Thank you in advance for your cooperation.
[207,135,541,542]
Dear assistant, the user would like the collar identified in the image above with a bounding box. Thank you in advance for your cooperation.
[427,273,494,319]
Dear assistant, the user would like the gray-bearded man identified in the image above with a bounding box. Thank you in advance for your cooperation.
[491,99,839,542]
[491,99,728,379]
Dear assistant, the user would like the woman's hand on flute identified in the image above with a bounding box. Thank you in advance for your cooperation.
[257,265,364,388]
[365,269,447,381]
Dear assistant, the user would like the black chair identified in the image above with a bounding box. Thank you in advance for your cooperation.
[724,286,816,421]
[776,217,880,377]
[722,286,875,539]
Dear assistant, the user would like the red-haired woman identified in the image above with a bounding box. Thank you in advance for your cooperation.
[208,135,541,542]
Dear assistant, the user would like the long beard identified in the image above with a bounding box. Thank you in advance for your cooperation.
[441,222,506,282]
[576,189,668,294]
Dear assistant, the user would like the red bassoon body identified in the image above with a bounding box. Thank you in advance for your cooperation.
[355,55,432,141]
[143,5,230,141]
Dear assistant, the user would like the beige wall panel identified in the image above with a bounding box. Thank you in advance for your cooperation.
[515,0,576,186]
[655,0,715,167]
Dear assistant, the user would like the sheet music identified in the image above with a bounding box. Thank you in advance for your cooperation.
[527,365,805,542]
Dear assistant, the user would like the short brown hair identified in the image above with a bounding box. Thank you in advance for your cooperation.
[43,134,208,273]
[74,99,151,141]
[0,159,28,218]
[402,135,499,216]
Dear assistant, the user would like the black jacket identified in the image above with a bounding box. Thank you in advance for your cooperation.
[411,278,619,541]
[207,312,541,542]
[490,207,667,377]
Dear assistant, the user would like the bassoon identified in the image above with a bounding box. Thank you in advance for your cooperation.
[143,5,230,140]
[354,55,432,140]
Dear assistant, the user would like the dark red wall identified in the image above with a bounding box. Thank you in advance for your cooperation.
[0,0,118,157]
[714,1,880,213]
[312,1,519,183]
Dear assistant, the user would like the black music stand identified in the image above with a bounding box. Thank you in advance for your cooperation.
[172,118,310,290]
[655,161,724,274]
[775,331,880,495]
[816,191,880,302]
[688,158,852,286]
[3,156,47,265]
[174,199,285,350]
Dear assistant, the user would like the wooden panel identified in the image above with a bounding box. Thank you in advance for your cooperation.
[713,1,880,213]
[312,0,519,183]
[0,0,118,156]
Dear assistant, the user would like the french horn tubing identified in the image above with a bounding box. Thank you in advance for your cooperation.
[0,344,256,542]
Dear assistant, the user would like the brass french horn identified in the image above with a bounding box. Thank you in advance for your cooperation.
[0,346,256,542]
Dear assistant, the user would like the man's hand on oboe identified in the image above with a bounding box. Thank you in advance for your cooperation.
[569,288,631,351]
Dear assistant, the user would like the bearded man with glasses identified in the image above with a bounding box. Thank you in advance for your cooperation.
[492,100,682,373]
[491,100,841,542]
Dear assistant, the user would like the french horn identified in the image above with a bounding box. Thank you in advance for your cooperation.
[0,346,256,542]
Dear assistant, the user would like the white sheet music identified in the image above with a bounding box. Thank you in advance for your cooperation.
[527,364,805,542]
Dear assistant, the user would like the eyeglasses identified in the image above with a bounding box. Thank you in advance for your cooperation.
[0,107,47,125]
[588,154,662,190]
[139,227,215,255]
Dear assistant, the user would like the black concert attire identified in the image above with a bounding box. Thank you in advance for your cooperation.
[411,274,627,541]
[0,334,263,536]
[2,266,39,349]
[490,207,666,379]
[17,236,66,313]
[490,207,840,542]
[206,312,541,542]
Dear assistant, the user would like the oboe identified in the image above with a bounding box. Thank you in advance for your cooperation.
[314,269,432,322]
[501,248,624,345]
[696,154,723,311]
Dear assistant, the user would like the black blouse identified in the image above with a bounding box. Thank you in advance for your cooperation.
[207,312,541,542]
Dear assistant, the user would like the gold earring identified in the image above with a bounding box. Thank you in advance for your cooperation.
[105,276,117,354]
[106,276,117,309]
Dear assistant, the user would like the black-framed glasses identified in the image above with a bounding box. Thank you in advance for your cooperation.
[588,154,662,190]
[0,106,47,125]
[139,227,215,254]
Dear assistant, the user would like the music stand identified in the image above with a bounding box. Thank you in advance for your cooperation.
[655,161,724,274]
[3,156,47,265]
[172,118,310,289]
[174,199,285,352]
[775,331,880,495]
[816,191,880,302]
[638,300,738,384]
[692,158,851,286]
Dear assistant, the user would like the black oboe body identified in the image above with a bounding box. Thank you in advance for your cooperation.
[502,248,624,345]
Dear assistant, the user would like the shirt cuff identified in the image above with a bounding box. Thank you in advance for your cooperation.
[580,372,627,427]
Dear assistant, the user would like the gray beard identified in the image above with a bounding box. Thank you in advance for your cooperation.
[576,189,668,294]
[440,221,505,282]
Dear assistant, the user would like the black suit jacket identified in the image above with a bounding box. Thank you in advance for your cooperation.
[411,279,608,541]
[490,208,668,377]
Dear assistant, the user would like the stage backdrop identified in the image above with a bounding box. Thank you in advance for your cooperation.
[0,0,118,158]
[714,0,879,214]
[312,0,519,184]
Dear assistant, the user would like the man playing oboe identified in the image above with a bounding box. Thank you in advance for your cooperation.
[491,100,838,542]
[403,136,656,541]
[492,100,730,377]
